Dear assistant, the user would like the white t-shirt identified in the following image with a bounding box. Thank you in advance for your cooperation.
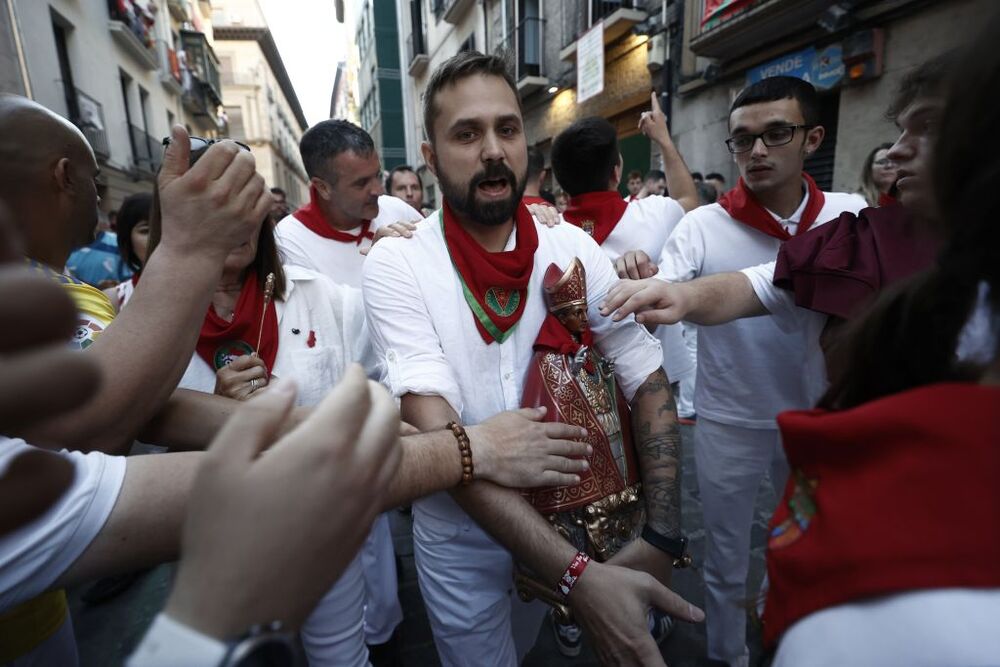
[176,266,375,406]
[598,194,694,384]
[0,437,126,611]
[658,190,867,428]
[275,195,422,288]
[363,210,664,525]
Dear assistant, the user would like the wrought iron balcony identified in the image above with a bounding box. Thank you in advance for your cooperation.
[181,30,223,107]
[128,123,160,175]
[497,18,549,94]
[107,0,158,70]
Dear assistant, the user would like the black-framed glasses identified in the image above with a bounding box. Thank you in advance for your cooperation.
[725,125,814,154]
[161,135,251,165]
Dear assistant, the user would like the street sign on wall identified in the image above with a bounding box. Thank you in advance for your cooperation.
[577,22,604,103]
[746,44,845,91]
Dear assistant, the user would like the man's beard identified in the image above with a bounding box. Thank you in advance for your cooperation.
[436,160,526,227]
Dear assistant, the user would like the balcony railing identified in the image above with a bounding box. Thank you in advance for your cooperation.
[107,0,158,70]
[128,123,160,174]
[72,89,109,161]
[497,18,546,84]
[181,30,222,107]
[689,0,834,59]
[157,40,183,95]
[592,0,635,22]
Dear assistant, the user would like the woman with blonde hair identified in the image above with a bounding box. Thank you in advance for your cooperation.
[858,142,897,207]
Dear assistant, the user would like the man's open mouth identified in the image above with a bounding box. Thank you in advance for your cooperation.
[477,177,510,196]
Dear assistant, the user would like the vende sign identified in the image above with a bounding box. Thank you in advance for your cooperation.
[746,45,845,91]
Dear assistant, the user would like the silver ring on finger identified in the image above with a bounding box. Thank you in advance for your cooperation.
[250,377,258,392]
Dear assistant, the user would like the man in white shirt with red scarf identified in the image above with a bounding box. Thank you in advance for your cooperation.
[642,77,865,667]
[363,52,703,666]
[274,120,420,288]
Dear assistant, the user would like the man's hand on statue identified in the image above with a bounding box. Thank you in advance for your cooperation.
[638,92,675,148]
[467,407,591,488]
[214,354,269,401]
[360,221,420,255]
[568,560,704,666]
[606,537,674,588]
[614,250,658,280]
[165,366,400,639]
[527,202,561,227]
[158,125,270,261]
[600,278,691,325]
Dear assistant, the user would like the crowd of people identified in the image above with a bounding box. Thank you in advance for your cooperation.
[0,9,997,667]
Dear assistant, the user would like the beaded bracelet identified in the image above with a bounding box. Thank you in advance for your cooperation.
[446,421,474,486]
[556,552,591,599]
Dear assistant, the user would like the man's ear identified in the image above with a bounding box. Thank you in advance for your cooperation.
[804,125,825,157]
[420,142,437,178]
[53,158,73,194]
[310,176,330,201]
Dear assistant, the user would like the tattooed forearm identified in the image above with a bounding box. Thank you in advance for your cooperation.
[630,368,682,537]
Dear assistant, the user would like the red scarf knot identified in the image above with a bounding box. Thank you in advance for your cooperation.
[196,270,279,374]
[562,191,630,246]
[292,185,374,245]
[442,200,538,344]
[717,173,827,241]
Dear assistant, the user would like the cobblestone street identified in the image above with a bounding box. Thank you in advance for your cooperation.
[70,423,781,666]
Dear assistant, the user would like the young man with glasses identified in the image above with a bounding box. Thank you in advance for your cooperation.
[642,77,865,667]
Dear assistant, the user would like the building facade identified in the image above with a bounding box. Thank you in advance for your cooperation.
[393,0,980,202]
[3,0,223,213]
[355,0,408,170]
[211,0,310,207]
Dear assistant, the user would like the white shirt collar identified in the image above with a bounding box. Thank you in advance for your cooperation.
[765,179,810,226]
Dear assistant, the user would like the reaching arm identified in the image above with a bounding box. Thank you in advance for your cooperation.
[630,368,682,539]
[602,272,768,327]
[639,93,700,213]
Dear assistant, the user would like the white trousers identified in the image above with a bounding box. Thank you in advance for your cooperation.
[301,514,401,666]
[677,323,698,418]
[694,418,788,666]
[413,507,546,667]
[361,513,402,644]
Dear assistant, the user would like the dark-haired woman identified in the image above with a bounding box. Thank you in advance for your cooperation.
[103,192,152,312]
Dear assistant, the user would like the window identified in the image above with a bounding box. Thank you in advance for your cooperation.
[51,14,78,119]
[459,33,476,52]
[226,105,245,141]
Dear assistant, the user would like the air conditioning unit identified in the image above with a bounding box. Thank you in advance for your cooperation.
[647,32,666,71]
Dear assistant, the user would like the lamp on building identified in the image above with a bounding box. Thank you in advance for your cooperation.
[547,85,559,94]
[702,62,721,83]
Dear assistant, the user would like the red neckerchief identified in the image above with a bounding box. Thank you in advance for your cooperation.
[717,173,826,241]
[562,191,630,246]
[196,270,279,373]
[877,191,896,207]
[441,200,538,344]
[533,314,595,372]
[292,185,374,245]
[130,272,140,286]
[522,195,554,207]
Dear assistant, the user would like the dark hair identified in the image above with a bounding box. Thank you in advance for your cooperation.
[820,20,999,410]
[696,181,718,204]
[691,171,703,181]
[885,52,956,121]
[422,51,520,143]
[551,117,619,196]
[269,187,286,196]
[526,146,545,180]
[115,192,152,272]
[627,170,643,181]
[730,76,820,128]
[705,172,725,182]
[644,169,666,182]
[299,120,375,183]
[146,164,285,301]
[385,164,417,191]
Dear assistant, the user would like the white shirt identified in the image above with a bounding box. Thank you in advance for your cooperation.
[127,614,227,667]
[275,195,422,288]
[658,190,867,428]
[363,211,663,525]
[177,266,375,406]
[0,436,126,611]
[774,588,1000,667]
[598,194,694,383]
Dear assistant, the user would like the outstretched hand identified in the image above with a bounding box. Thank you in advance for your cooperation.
[165,365,401,638]
[600,278,691,325]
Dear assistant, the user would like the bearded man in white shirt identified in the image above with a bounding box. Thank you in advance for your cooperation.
[362,51,703,666]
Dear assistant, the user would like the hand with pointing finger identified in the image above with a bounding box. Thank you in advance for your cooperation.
[638,92,675,148]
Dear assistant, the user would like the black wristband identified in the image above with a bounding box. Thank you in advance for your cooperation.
[641,525,692,568]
